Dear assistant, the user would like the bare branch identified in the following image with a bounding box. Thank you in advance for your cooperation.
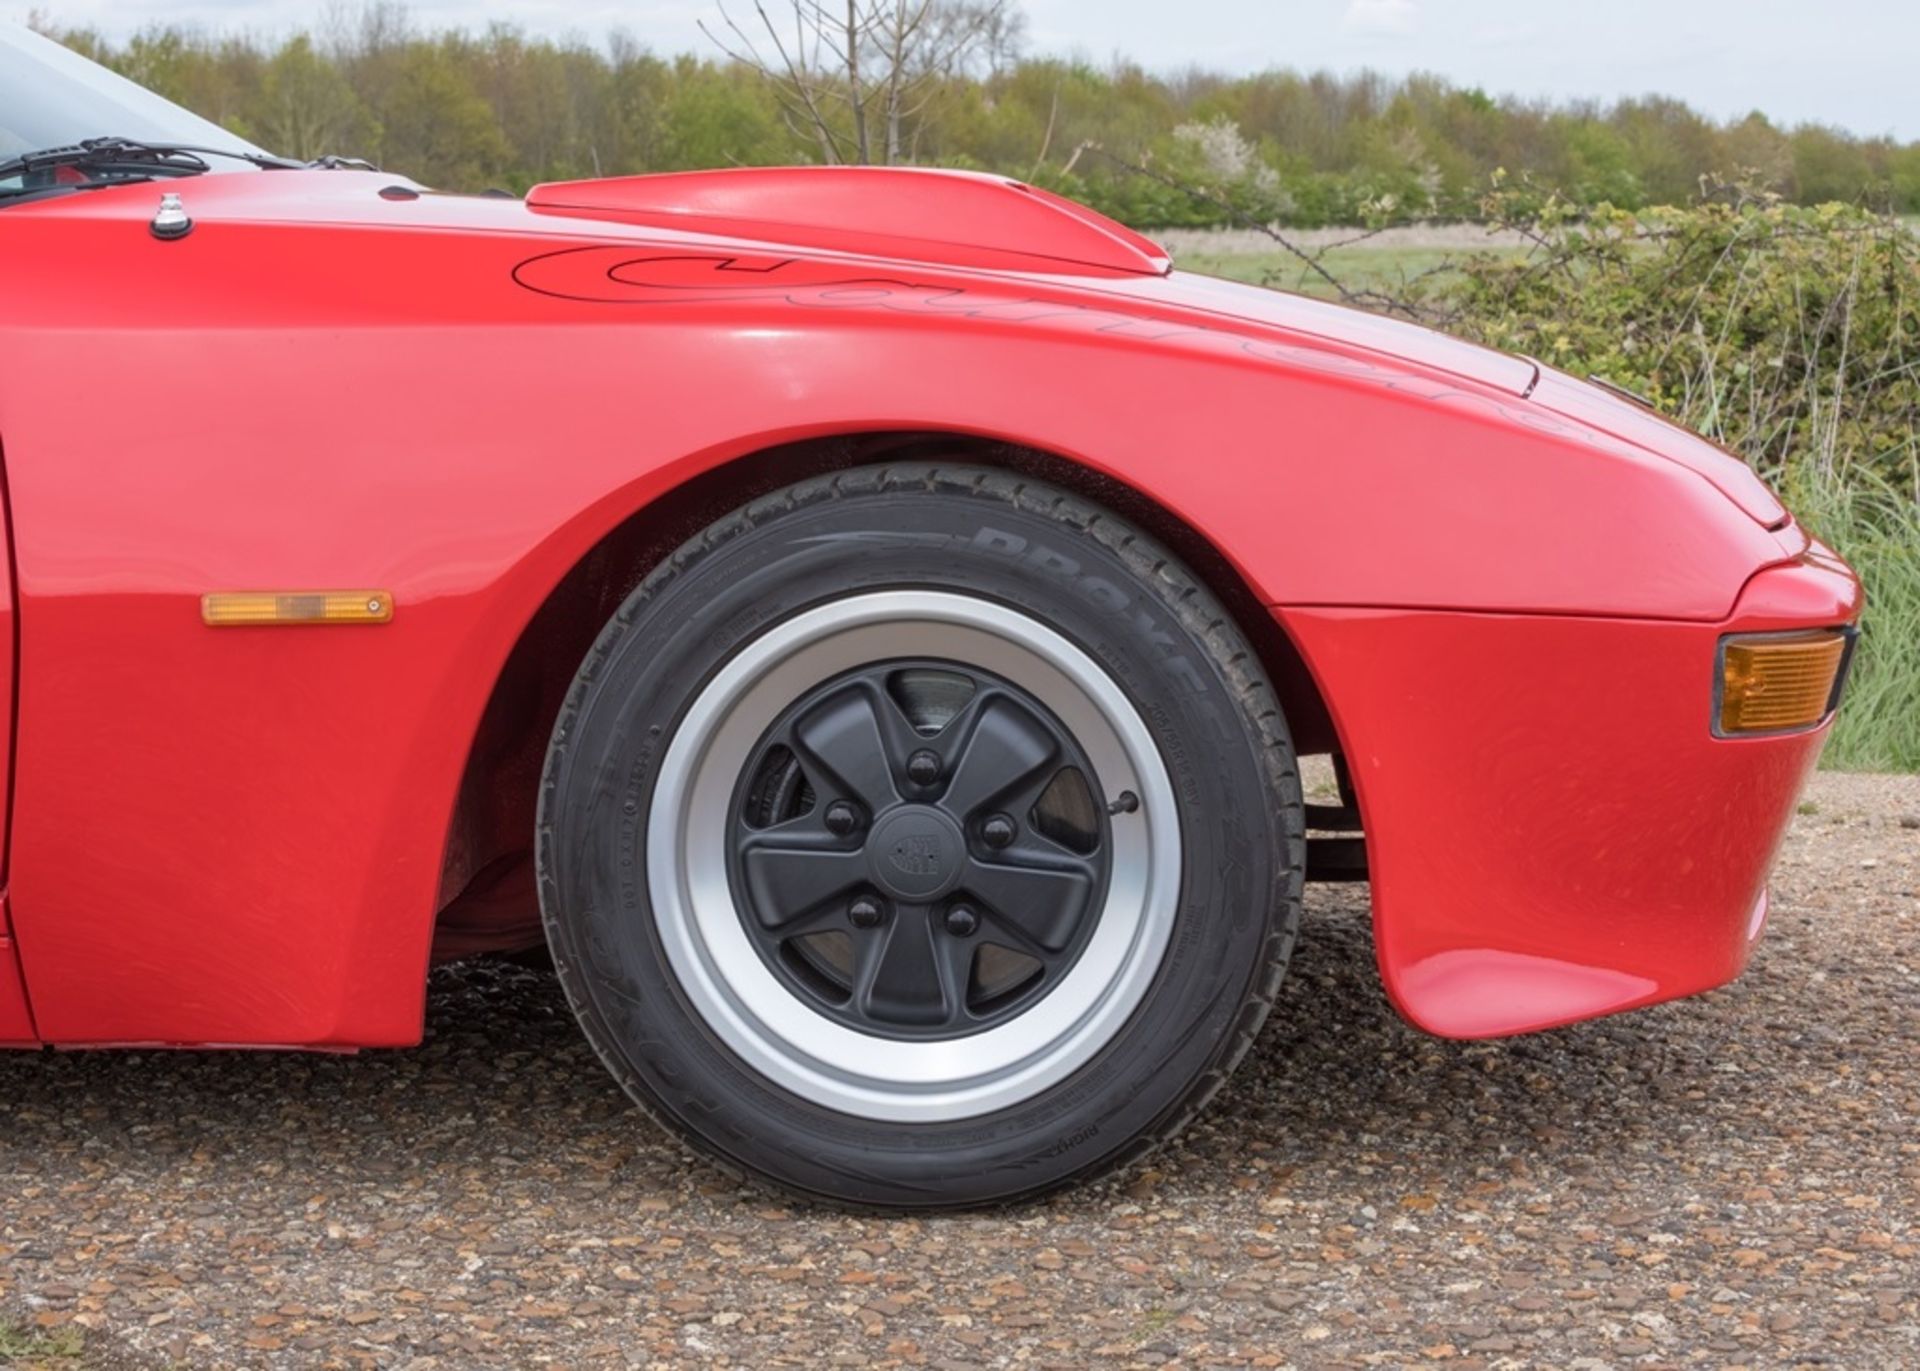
[1027,87,1059,181]
[701,2,847,163]
[701,0,1021,164]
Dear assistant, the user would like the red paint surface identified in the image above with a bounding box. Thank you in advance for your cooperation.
[0,929,34,1045]
[0,166,1855,1047]
[1527,368,1789,527]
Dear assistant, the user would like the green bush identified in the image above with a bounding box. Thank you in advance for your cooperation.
[1423,186,1919,770]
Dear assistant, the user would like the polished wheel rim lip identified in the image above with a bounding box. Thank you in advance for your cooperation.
[648,590,1182,1122]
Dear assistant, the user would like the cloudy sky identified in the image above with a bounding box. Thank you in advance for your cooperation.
[19,0,1919,138]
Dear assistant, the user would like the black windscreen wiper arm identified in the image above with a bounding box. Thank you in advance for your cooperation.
[0,136,302,184]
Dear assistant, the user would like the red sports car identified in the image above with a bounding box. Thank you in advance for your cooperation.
[0,24,1860,1206]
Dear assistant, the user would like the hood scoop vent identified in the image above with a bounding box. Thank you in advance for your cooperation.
[524,167,1171,279]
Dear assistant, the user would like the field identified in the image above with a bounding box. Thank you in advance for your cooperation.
[1168,216,1919,297]
[1160,225,1530,298]
[1169,217,1920,299]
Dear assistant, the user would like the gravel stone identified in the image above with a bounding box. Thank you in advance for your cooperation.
[2,770,1915,1367]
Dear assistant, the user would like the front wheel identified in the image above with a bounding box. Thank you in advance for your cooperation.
[537,465,1303,1207]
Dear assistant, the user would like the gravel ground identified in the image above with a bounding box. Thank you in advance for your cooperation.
[2,771,1915,1369]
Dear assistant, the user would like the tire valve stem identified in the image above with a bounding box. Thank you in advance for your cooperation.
[1106,790,1140,816]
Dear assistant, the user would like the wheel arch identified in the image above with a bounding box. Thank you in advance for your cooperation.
[430,429,1343,955]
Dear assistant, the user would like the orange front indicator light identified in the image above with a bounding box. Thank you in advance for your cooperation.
[1715,628,1853,737]
[201,591,394,627]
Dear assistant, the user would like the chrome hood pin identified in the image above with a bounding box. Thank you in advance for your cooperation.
[150,191,192,240]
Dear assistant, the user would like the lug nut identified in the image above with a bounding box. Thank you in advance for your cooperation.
[981,813,1017,849]
[849,895,886,929]
[905,749,943,786]
[824,800,862,836]
[944,904,979,937]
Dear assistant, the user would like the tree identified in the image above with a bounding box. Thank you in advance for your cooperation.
[701,1,1024,164]
[1789,124,1876,206]
[30,15,1920,217]
[258,35,374,160]
[374,43,512,188]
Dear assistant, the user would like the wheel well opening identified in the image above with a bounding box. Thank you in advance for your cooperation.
[430,432,1343,959]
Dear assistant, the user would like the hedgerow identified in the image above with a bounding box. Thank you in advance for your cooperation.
[1416,184,1919,770]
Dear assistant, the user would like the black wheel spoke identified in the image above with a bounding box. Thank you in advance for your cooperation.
[789,684,903,813]
[961,855,1096,954]
[740,839,868,929]
[854,907,957,1027]
[940,693,1062,820]
[931,926,979,1030]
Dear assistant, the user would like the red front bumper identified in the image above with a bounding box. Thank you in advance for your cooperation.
[1278,551,1862,1038]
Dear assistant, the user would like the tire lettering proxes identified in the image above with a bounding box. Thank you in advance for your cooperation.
[970,526,1211,694]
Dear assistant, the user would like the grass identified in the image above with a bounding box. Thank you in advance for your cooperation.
[0,1318,85,1367]
[1786,465,1920,772]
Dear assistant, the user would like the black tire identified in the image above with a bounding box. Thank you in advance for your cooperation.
[537,464,1303,1208]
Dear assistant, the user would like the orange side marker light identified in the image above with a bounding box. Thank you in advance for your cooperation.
[201,591,394,626]
[1716,629,1851,736]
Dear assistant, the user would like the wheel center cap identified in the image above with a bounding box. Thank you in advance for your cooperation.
[866,805,965,902]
